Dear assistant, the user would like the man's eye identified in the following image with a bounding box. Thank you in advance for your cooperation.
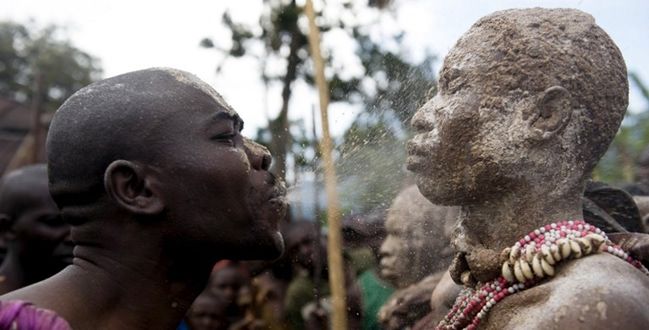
[39,215,63,226]
[213,133,237,145]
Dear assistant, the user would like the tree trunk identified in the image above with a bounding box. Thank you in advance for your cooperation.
[269,2,302,180]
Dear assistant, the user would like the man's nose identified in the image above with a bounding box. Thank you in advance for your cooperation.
[244,138,272,171]
[379,239,392,259]
[58,224,72,242]
[411,99,437,133]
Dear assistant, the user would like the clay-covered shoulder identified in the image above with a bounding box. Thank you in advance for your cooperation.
[487,253,649,330]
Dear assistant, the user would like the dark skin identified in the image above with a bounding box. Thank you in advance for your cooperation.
[186,294,230,330]
[284,222,321,274]
[208,265,249,318]
[0,164,71,294]
[1,68,287,329]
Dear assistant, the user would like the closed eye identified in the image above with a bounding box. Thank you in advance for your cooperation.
[38,214,64,227]
[212,132,238,146]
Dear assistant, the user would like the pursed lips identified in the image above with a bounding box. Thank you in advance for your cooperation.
[268,182,287,203]
[406,136,430,172]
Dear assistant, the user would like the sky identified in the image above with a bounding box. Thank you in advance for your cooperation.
[2,0,648,138]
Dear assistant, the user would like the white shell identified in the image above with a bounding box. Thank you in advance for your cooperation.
[551,244,562,262]
[570,240,582,258]
[510,245,521,264]
[520,259,534,280]
[525,244,535,263]
[514,260,526,283]
[461,271,472,285]
[541,245,555,265]
[541,257,555,276]
[577,237,592,255]
[502,262,515,282]
[532,254,545,278]
[586,233,605,247]
[559,239,572,259]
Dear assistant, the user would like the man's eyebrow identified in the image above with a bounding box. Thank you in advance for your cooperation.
[211,111,244,131]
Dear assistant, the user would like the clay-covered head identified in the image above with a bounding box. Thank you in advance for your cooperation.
[47,68,287,260]
[379,185,457,288]
[408,8,628,205]
[0,164,70,262]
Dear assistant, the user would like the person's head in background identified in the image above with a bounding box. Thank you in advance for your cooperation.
[380,185,458,288]
[208,261,251,321]
[0,164,71,294]
[284,221,325,276]
[186,293,230,330]
[342,209,387,274]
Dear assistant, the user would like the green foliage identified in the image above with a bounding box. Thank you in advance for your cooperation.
[594,73,649,184]
[0,21,102,112]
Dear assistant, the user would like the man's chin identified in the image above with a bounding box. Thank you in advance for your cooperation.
[266,231,285,260]
[238,230,284,260]
[380,269,398,285]
[415,176,469,206]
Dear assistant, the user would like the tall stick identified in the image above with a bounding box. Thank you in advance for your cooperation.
[304,1,348,329]
[311,105,323,308]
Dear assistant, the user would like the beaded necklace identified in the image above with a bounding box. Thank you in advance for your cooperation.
[436,220,649,330]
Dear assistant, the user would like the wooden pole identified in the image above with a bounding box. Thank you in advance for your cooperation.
[304,1,348,329]
[311,105,323,308]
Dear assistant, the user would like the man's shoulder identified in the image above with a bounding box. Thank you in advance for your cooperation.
[486,253,649,330]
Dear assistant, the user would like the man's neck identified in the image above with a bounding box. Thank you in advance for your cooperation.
[451,184,583,284]
[74,238,217,329]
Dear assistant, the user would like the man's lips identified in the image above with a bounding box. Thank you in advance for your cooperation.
[406,137,435,172]
[380,266,397,279]
[406,154,428,172]
[267,184,289,219]
[268,183,287,203]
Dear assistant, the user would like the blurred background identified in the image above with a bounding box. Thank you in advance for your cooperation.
[0,0,647,219]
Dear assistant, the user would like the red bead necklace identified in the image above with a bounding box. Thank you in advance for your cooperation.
[436,220,649,330]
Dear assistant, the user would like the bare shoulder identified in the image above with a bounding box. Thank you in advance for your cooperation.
[484,253,649,330]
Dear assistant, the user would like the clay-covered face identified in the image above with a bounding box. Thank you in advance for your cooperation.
[407,46,522,205]
[156,90,286,260]
[379,214,417,288]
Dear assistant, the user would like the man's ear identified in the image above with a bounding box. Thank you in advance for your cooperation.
[0,214,15,240]
[104,160,164,216]
[528,86,572,140]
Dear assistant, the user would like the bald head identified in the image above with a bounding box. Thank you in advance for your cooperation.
[0,164,53,219]
[444,8,627,174]
[409,8,628,205]
[380,185,458,287]
[47,68,239,209]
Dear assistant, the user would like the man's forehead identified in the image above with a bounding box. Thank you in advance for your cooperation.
[385,213,405,230]
[156,68,237,116]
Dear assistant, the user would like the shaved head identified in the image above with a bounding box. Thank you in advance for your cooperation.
[47,68,239,211]
[0,164,52,219]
